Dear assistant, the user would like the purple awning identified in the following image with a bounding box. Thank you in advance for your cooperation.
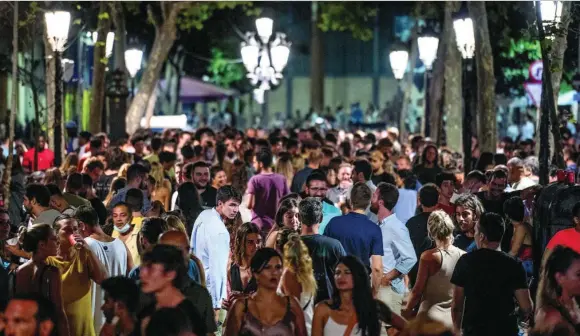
[159,76,238,103]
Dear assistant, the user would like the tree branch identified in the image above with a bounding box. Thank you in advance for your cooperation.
[147,4,160,28]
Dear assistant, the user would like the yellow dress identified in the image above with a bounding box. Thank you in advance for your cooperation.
[46,248,99,336]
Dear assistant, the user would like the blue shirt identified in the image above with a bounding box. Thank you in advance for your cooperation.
[379,214,417,294]
[191,208,230,309]
[324,212,384,269]
[393,188,417,224]
[319,201,342,234]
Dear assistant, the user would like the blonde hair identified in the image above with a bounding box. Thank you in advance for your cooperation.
[276,155,294,189]
[283,233,317,298]
[149,162,165,189]
[165,215,188,239]
[427,210,455,242]
[118,163,131,179]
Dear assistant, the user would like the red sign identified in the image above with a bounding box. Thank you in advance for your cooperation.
[529,60,543,83]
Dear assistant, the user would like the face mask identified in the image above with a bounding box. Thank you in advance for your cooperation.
[113,223,132,234]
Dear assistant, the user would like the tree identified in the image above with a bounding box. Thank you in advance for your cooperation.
[443,2,463,153]
[468,2,497,153]
[315,2,377,114]
[125,2,255,134]
[89,1,110,134]
[4,1,17,208]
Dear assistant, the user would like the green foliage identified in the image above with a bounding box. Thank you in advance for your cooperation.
[97,11,110,20]
[18,1,39,27]
[318,2,377,41]
[176,2,256,31]
[499,38,541,95]
[206,48,244,88]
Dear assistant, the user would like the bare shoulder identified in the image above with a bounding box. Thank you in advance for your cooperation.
[314,300,332,315]
[420,248,439,262]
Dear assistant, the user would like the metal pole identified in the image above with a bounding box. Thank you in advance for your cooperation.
[424,72,431,137]
[54,51,64,167]
[462,59,473,175]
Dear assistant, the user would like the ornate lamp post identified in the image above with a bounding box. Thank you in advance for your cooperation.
[92,31,115,57]
[539,0,563,33]
[124,48,143,98]
[241,17,291,103]
[388,43,409,81]
[106,69,129,142]
[453,2,476,175]
[417,24,439,137]
[45,10,71,167]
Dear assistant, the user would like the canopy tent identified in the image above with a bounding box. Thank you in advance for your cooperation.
[158,76,238,103]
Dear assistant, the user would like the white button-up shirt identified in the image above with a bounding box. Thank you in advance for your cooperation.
[190,208,230,309]
[379,213,417,294]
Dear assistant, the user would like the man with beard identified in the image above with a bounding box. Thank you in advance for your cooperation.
[370,182,416,315]
[190,161,217,208]
[4,294,56,336]
[23,183,61,228]
[304,170,341,234]
[108,163,151,214]
[454,194,485,253]
[191,185,241,323]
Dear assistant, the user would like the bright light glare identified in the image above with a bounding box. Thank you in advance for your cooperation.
[45,11,71,52]
[453,18,475,59]
[417,36,439,70]
[389,50,409,80]
[125,48,143,78]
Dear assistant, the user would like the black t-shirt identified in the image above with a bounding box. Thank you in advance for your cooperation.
[301,234,346,304]
[371,172,396,186]
[450,248,528,336]
[405,212,433,286]
[95,173,116,201]
[200,187,217,208]
[138,299,206,336]
[412,164,442,185]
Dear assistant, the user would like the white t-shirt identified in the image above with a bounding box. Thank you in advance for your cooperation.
[85,237,128,332]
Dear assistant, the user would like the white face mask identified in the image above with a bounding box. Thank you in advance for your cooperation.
[113,223,132,234]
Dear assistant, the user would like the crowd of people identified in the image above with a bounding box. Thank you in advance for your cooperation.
[0,125,577,336]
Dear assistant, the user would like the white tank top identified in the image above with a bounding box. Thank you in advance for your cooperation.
[323,317,360,335]
[85,237,128,333]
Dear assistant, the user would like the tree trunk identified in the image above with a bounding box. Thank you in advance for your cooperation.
[125,5,182,134]
[89,1,111,135]
[43,28,55,152]
[547,1,571,168]
[0,71,8,125]
[401,28,418,141]
[469,2,496,153]
[310,1,324,114]
[535,2,559,184]
[443,1,463,153]
[429,20,446,145]
[144,85,158,128]
[4,1,17,208]
[110,2,127,75]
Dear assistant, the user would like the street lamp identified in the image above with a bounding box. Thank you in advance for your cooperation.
[92,32,115,57]
[417,24,439,137]
[45,10,71,167]
[539,1,563,26]
[124,48,143,98]
[453,2,475,175]
[388,43,409,81]
[417,25,439,71]
[241,17,291,101]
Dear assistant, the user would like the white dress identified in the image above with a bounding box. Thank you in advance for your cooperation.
[85,237,128,333]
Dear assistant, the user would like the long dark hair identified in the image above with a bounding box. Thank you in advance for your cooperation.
[232,222,261,266]
[419,144,439,167]
[330,256,381,336]
[273,198,299,229]
[537,246,580,310]
[177,182,204,233]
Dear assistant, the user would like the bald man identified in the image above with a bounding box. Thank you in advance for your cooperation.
[156,231,217,335]
[158,231,204,286]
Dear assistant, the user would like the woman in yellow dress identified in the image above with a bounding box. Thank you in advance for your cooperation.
[47,215,107,336]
